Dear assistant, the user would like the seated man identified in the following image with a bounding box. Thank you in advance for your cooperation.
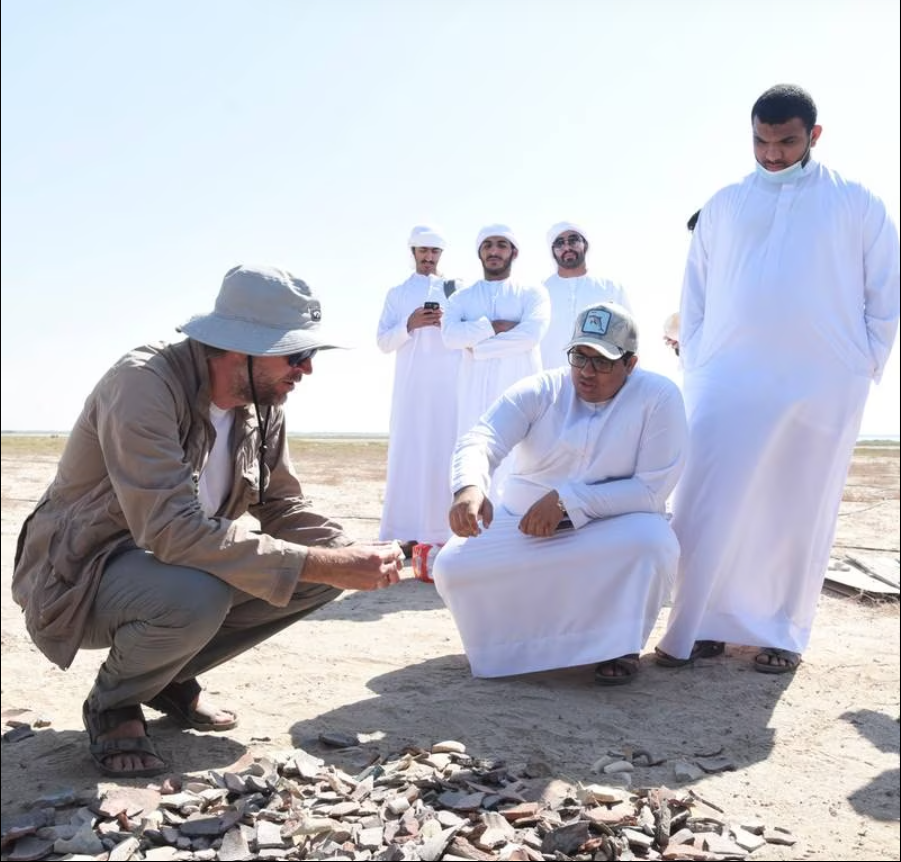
[432,302,687,684]
[12,264,405,778]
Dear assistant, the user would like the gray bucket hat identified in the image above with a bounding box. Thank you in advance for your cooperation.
[178,264,345,355]
[566,302,638,360]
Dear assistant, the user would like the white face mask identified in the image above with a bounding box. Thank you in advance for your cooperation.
[755,159,807,183]
[755,137,813,184]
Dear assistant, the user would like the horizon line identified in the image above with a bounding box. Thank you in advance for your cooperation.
[2,430,900,443]
[0,429,390,438]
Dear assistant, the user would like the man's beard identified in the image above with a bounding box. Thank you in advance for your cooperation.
[482,257,512,279]
[237,377,287,407]
[556,251,585,270]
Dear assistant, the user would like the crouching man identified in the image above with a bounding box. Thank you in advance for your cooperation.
[433,302,687,685]
[12,265,405,778]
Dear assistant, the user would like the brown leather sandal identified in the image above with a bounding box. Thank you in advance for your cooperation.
[146,679,238,732]
[655,640,726,668]
[82,699,167,778]
[754,647,801,674]
[594,653,640,686]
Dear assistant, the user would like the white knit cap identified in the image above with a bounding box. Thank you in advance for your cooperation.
[546,221,587,251]
[476,223,518,254]
[408,224,446,250]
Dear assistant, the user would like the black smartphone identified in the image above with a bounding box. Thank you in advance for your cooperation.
[424,301,440,310]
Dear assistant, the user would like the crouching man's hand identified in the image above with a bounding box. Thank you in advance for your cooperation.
[449,485,493,537]
[519,490,567,538]
[302,541,404,591]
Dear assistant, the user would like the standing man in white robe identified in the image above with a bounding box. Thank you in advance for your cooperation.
[377,225,462,556]
[540,222,631,370]
[433,302,687,684]
[656,84,900,674]
[442,225,550,497]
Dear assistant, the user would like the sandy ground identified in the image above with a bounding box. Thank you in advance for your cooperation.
[1,437,899,860]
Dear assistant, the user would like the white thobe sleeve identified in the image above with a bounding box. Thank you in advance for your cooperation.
[678,213,709,372]
[558,385,687,528]
[376,287,412,353]
[450,382,538,494]
[470,285,551,360]
[441,288,496,349]
[861,192,901,382]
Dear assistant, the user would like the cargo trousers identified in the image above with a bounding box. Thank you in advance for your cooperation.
[80,549,341,712]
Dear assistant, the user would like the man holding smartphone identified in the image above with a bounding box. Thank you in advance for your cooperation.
[376,225,462,557]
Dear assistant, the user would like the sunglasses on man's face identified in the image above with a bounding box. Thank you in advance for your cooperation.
[552,234,585,249]
[286,348,318,367]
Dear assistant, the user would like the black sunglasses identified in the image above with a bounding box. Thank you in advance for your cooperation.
[286,348,318,367]
[552,233,585,249]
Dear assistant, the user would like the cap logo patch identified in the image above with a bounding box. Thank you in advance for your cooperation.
[583,308,611,336]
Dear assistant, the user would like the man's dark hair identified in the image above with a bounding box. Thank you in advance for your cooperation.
[751,84,818,133]
[686,210,701,233]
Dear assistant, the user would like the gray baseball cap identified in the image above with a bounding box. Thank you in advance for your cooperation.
[565,302,638,360]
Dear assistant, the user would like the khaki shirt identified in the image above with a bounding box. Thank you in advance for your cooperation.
[12,339,350,669]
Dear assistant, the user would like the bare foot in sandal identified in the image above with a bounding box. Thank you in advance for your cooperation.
[754,647,801,674]
[146,679,238,732]
[183,694,238,731]
[83,701,167,778]
[594,653,640,686]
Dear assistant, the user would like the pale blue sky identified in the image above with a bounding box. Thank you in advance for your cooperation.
[2,0,899,434]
